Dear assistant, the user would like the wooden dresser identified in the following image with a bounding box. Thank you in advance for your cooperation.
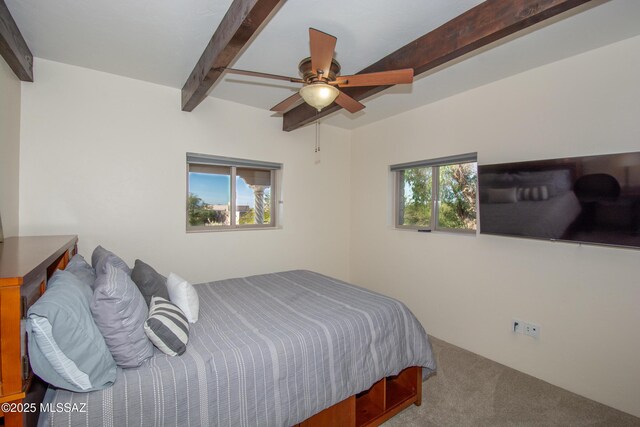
[0,235,78,427]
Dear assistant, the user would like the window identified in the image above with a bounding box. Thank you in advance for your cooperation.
[392,153,478,232]
[186,153,281,231]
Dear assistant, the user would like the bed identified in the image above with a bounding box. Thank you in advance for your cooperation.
[480,191,582,239]
[478,167,584,240]
[38,269,435,427]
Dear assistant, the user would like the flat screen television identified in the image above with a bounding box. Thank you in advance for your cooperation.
[478,151,640,249]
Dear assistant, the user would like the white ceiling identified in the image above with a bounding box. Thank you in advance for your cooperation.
[6,0,640,130]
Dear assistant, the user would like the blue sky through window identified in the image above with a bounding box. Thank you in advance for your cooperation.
[236,176,254,206]
[189,172,264,207]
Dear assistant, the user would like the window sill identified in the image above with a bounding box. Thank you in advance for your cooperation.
[394,226,477,236]
[186,225,282,233]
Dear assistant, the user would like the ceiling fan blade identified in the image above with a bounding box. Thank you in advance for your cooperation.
[221,67,304,83]
[309,28,337,79]
[335,69,414,88]
[334,90,365,114]
[270,92,303,112]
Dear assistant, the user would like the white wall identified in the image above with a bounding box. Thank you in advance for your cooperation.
[350,35,640,417]
[19,59,351,283]
[17,35,640,417]
[0,56,21,237]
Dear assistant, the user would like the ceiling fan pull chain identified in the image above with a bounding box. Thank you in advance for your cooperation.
[315,121,321,165]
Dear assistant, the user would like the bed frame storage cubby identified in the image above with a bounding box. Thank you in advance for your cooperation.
[355,378,386,425]
[359,366,422,426]
[297,366,422,427]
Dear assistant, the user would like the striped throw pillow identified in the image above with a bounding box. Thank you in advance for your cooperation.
[144,296,189,356]
[517,185,549,201]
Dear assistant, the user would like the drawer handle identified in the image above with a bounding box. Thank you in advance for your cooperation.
[22,355,30,380]
[21,296,28,319]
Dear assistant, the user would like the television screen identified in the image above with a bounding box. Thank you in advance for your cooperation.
[478,151,640,249]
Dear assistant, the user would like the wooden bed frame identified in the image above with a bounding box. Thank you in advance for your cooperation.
[0,235,422,427]
[297,366,422,427]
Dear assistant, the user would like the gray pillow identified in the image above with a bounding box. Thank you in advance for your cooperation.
[91,245,131,277]
[480,172,515,188]
[26,270,116,392]
[487,187,518,204]
[131,259,170,307]
[91,264,153,368]
[65,254,96,299]
[479,173,515,203]
[513,170,572,197]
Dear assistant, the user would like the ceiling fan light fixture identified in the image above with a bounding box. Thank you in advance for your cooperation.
[299,82,339,111]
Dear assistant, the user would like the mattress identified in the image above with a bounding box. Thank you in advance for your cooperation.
[40,270,435,427]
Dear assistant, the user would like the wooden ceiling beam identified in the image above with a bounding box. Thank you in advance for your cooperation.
[0,0,33,81]
[181,0,283,112]
[282,0,593,132]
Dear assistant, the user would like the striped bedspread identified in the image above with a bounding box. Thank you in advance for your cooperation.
[40,270,435,427]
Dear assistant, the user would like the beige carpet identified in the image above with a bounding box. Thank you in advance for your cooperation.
[385,336,640,427]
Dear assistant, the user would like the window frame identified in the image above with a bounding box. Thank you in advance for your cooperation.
[186,153,280,232]
[393,153,478,234]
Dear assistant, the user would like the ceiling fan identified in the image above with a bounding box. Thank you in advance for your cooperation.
[217,28,414,114]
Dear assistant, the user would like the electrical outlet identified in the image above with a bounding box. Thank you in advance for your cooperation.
[512,319,540,339]
[511,319,523,334]
[524,323,540,339]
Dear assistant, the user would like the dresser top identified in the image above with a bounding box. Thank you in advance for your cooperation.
[0,235,77,285]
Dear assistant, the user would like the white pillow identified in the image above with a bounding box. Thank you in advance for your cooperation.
[166,273,199,323]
